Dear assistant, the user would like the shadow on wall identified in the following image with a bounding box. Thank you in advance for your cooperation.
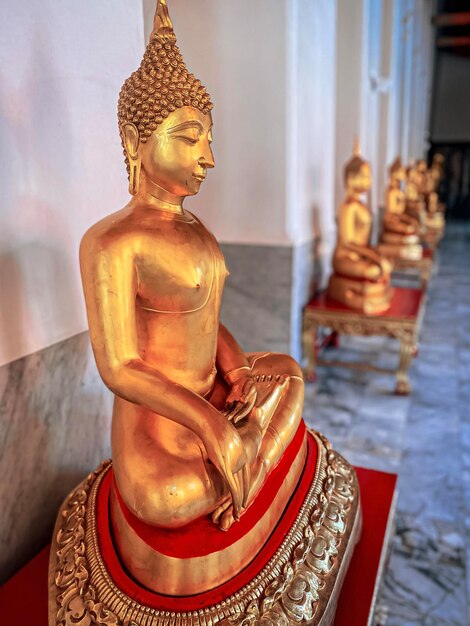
[0,28,86,364]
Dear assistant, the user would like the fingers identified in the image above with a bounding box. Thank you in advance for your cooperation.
[242,463,251,509]
[233,392,257,424]
[220,505,235,531]
[226,388,238,404]
[224,401,243,422]
[233,471,245,520]
[211,495,232,524]
[226,378,256,405]
[225,466,243,521]
[225,396,254,423]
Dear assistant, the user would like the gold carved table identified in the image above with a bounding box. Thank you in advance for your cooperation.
[302,287,425,395]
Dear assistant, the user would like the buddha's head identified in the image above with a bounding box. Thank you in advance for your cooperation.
[344,138,371,195]
[390,157,406,184]
[417,159,427,174]
[407,161,420,185]
[118,0,214,201]
[431,152,444,181]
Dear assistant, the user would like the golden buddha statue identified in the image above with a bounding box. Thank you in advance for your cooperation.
[416,159,428,195]
[327,140,393,314]
[378,157,423,261]
[431,152,445,186]
[48,3,360,624]
[417,158,445,234]
[405,161,426,224]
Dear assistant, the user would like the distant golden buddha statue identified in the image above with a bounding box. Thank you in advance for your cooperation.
[431,152,445,186]
[48,2,360,623]
[416,159,428,196]
[418,158,445,233]
[327,140,393,314]
[405,161,426,224]
[378,157,423,261]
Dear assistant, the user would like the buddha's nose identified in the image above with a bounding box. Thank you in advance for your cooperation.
[199,146,215,169]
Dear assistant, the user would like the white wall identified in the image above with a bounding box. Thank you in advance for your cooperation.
[395,0,434,163]
[0,1,145,366]
[334,0,433,231]
[287,0,337,251]
[143,1,290,246]
[334,0,365,217]
[288,0,338,361]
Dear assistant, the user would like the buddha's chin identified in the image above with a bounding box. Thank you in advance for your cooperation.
[187,179,204,195]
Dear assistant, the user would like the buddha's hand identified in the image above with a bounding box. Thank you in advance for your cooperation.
[204,419,250,518]
[223,374,257,424]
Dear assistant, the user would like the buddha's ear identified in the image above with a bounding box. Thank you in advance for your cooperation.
[121,123,141,196]
[121,123,140,160]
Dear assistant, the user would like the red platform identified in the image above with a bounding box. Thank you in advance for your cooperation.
[0,468,397,626]
[306,286,424,320]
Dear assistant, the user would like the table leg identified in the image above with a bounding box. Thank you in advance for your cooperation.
[421,260,432,290]
[302,317,318,382]
[327,330,340,349]
[396,339,414,395]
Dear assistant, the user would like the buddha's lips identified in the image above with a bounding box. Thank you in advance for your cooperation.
[193,174,206,182]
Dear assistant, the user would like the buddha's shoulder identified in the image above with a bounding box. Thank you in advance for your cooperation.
[339,199,366,214]
[80,207,138,253]
[80,207,210,256]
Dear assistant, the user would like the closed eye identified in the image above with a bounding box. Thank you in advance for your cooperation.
[174,134,199,144]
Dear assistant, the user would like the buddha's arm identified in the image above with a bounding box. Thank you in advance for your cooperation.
[337,205,376,259]
[80,236,248,515]
[216,324,257,423]
[384,212,414,233]
[337,214,380,266]
[216,324,250,383]
[349,243,383,264]
[336,202,357,247]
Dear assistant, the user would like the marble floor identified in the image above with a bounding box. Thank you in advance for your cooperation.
[303,221,470,625]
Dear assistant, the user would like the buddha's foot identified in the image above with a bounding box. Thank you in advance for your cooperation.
[249,373,289,432]
[211,494,237,531]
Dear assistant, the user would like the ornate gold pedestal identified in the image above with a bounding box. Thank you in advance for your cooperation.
[48,431,361,626]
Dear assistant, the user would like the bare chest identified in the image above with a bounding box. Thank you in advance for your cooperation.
[135,222,226,314]
[353,204,372,237]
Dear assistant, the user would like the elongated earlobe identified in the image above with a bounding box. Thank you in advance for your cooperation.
[122,123,141,196]
[130,163,141,196]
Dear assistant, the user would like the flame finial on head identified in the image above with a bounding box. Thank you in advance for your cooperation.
[151,0,175,41]
[390,156,402,173]
[344,136,369,184]
[353,136,361,158]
